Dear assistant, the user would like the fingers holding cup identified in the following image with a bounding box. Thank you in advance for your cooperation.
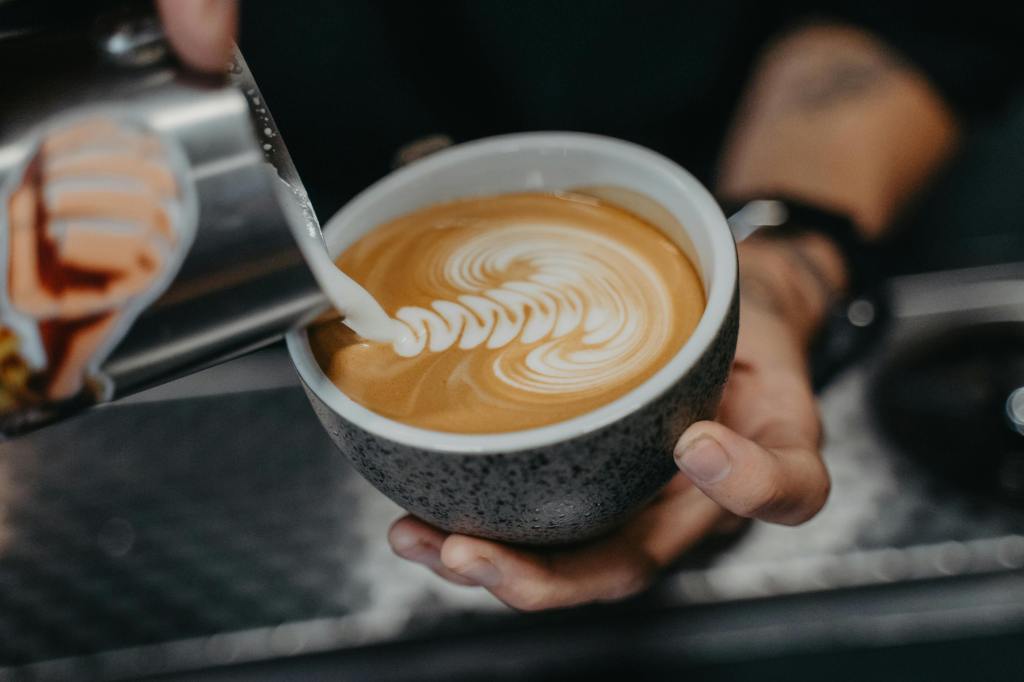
[389,476,730,612]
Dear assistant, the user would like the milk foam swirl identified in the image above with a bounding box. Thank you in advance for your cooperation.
[391,222,675,395]
[310,192,705,433]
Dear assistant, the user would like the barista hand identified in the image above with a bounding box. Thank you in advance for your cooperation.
[156,0,238,73]
[386,22,958,611]
[387,237,833,610]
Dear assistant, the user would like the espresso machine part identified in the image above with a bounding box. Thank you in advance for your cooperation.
[0,6,329,434]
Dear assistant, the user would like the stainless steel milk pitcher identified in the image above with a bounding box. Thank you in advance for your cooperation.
[0,5,328,434]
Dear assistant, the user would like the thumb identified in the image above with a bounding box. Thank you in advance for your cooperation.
[674,420,830,525]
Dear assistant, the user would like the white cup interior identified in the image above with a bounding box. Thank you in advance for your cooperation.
[286,132,736,453]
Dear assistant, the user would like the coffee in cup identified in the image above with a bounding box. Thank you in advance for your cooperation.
[287,133,738,544]
[308,191,705,433]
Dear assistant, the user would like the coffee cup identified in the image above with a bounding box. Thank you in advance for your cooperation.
[286,132,738,545]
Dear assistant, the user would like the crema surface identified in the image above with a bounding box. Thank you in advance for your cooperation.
[309,192,705,433]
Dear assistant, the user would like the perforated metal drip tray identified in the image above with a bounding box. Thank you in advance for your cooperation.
[2,263,1024,680]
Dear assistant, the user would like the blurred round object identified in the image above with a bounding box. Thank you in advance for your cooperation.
[870,321,1024,505]
[847,299,876,328]
[1007,387,1024,435]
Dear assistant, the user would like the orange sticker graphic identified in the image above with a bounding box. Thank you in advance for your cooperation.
[0,114,197,425]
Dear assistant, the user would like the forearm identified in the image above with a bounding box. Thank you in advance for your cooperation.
[718,22,960,341]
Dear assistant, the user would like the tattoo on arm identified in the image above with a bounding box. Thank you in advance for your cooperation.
[767,23,908,112]
[796,57,898,110]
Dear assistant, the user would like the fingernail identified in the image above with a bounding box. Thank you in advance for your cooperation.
[389,526,420,553]
[450,558,502,587]
[399,542,442,567]
[676,435,731,484]
[390,530,443,566]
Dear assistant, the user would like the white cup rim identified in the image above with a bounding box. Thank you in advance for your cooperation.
[286,132,736,454]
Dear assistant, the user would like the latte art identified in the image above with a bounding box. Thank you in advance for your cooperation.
[310,192,705,433]
[391,223,675,397]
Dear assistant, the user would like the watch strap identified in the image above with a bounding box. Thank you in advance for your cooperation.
[723,196,881,298]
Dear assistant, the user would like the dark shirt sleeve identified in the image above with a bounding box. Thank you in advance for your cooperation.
[803,2,1024,123]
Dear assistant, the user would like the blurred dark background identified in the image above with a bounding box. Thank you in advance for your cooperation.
[237,0,1024,274]
[4,0,1022,270]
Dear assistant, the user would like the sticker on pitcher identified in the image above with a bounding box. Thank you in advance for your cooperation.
[0,113,198,431]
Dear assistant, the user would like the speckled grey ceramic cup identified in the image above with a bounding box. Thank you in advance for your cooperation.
[286,133,738,545]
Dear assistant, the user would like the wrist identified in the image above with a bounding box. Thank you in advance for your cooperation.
[738,233,848,348]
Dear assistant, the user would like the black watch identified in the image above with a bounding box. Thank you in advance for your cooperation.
[721,196,889,389]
